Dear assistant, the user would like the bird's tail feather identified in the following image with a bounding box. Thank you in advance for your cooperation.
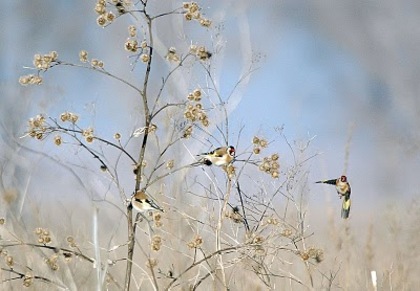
[341,198,351,219]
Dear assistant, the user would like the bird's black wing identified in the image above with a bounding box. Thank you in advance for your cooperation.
[315,179,337,185]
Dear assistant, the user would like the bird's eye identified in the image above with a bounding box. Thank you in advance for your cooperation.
[228,146,235,155]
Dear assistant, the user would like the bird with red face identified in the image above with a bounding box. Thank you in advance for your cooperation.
[197,146,235,166]
[316,175,351,219]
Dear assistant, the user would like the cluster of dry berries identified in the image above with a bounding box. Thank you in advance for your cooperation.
[189,45,212,61]
[245,232,265,246]
[187,235,203,249]
[184,89,209,126]
[91,58,104,68]
[259,154,280,178]
[19,74,43,86]
[60,111,79,123]
[19,51,57,85]
[280,228,293,237]
[79,50,88,63]
[124,38,139,53]
[124,24,150,62]
[153,212,163,227]
[27,114,47,140]
[35,227,52,245]
[252,235,265,245]
[23,272,33,287]
[33,51,58,70]
[252,136,268,154]
[151,235,162,251]
[187,88,202,102]
[264,217,279,226]
[46,254,59,271]
[298,247,324,263]
[183,2,212,27]
[128,24,136,37]
[224,163,236,180]
[94,0,116,26]
[82,127,95,143]
[78,50,105,68]
[225,206,243,223]
[25,112,84,145]
[66,236,78,248]
[165,47,180,63]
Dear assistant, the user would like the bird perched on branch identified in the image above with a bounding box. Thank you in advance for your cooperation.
[197,146,235,166]
[316,175,351,219]
[130,190,164,213]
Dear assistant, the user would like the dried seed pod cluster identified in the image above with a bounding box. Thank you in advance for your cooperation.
[183,2,212,27]
[259,154,280,179]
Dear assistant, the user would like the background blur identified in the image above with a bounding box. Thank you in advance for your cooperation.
[1,0,420,289]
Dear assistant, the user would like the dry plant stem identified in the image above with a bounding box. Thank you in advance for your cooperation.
[2,242,95,264]
[146,163,193,187]
[135,13,153,192]
[125,12,154,291]
[203,65,229,144]
[150,9,184,20]
[151,54,193,115]
[192,269,217,290]
[235,181,250,231]
[1,268,67,290]
[124,209,136,291]
[144,132,181,187]
[297,182,314,288]
[216,178,232,290]
[165,245,245,290]
[148,258,159,290]
[49,119,137,164]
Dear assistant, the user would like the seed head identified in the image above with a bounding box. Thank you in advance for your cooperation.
[128,25,137,37]
[79,50,89,62]
[96,15,107,26]
[54,135,62,146]
[140,54,150,63]
[166,160,174,170]
[125,39,138,52]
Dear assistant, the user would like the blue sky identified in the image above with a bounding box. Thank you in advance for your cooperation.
[1,1,419,226]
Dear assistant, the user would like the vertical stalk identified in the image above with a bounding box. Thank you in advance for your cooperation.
[124,13,154,291]
[216,178,232,290]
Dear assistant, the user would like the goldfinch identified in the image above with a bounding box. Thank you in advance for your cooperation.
[197,146,235,166]
[316,175,351,219]
[130,190,164,213]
